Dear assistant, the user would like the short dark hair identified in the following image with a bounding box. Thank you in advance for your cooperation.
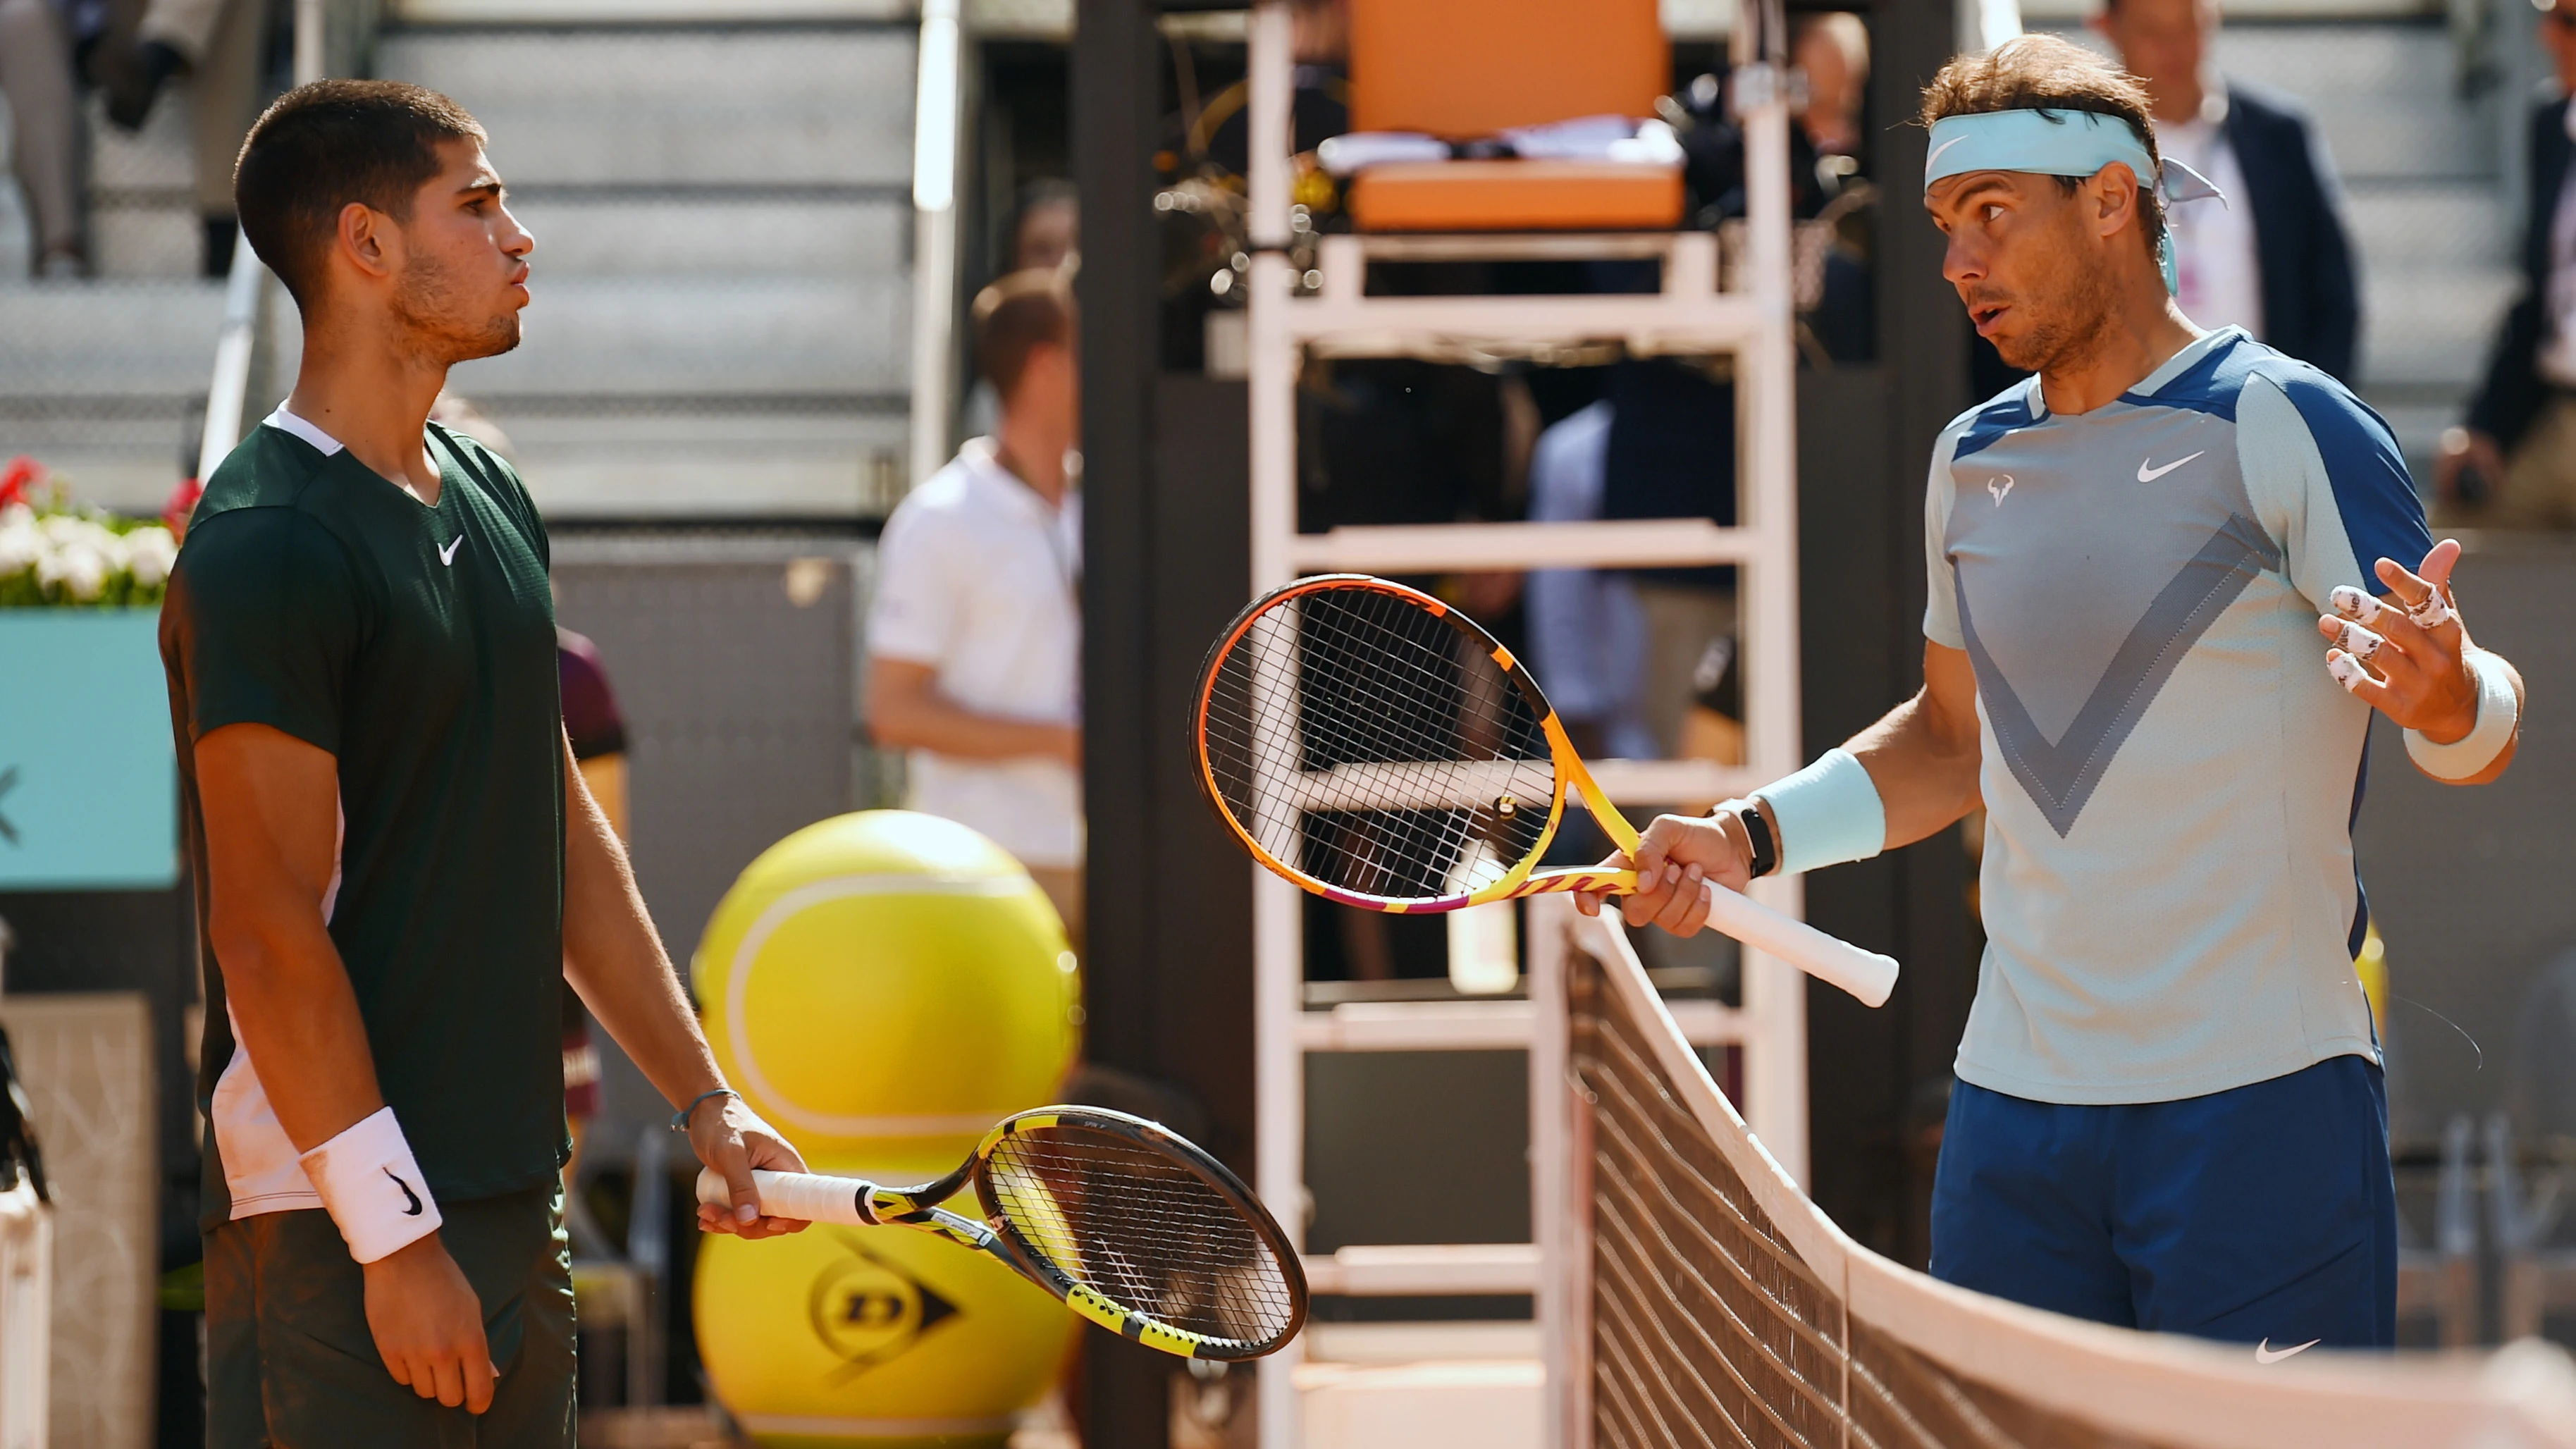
[1918,35,2166,260]
[234,80,488,307]
[971,269,1076,400]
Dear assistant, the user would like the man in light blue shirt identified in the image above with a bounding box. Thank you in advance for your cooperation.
[1586,37,2526,1351]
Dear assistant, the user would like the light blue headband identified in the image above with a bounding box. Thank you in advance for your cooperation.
[1923,109,2224,294]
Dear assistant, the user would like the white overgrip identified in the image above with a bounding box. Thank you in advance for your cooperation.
[694,1168,872,1226]
[1693,879,1899,1008]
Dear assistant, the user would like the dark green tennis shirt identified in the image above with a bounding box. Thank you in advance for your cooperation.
[163,419,569,1225]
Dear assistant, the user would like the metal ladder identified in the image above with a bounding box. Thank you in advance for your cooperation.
[1238,2,1811,1443]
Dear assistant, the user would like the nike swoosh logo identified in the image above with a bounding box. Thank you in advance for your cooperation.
[384,1166,424,1216]
[438,536,463,566]
[2137,450,2205,483]
[2253,1338,2319,1364]
[1927,135,1970,171]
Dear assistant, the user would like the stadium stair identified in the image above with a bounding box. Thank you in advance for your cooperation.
[374,19,916,517]
[2044,6,2520,475]
[0,83,228,511]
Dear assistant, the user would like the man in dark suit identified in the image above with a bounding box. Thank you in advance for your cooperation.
[2439,0,2576,526]
[2097,0,2362,380]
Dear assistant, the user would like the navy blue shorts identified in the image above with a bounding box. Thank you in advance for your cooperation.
[1930,1054,2396,1350]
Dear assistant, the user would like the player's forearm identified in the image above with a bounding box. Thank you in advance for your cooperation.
[559,745,725,1110]
[1844,646,1983,851]
[868,690,1073,763]
[210,911,387,1151]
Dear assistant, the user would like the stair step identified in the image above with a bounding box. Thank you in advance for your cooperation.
[0,280,226,395]
[379,27,916,187]
[2346,183,2512,270]
[2361,267,2519,388]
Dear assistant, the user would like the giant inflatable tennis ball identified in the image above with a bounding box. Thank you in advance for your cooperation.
[696,1178,1079,1449]
[694,810,1080,1164]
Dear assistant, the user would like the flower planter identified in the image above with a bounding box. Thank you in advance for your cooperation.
[0,609,176,889]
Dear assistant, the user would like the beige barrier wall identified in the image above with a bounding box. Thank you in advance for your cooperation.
[0,994,154,1449]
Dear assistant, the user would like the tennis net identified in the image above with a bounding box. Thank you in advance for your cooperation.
[1536,907,2576,1449]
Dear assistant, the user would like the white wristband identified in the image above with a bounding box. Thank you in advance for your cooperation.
[299,1106,442,1264]
[2404,648,2518,782]
[1754,748,1888,877]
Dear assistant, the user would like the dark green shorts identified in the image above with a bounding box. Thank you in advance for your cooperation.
[205,1183,576,1449]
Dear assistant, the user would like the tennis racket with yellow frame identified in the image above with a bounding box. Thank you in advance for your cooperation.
[1191,573,1898,1007]
[698,1105,1305,1360]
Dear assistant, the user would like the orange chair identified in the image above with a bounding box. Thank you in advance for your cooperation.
[1342,0,1682,233]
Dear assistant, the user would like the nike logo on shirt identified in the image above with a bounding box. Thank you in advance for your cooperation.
[384,1167,425,1216]
[2137,451,2205,483]
[2253,1338,2319,1364]
[438,536,464,566]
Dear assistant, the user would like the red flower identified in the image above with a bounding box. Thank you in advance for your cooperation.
[164,476,206,541]
[0,455,46,510]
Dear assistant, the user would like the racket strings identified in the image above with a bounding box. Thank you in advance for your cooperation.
[984,1128,1298,1348]
[1203,585,1555,900]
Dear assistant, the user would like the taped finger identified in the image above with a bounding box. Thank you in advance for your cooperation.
[2329,619,2386,662]
[2329,585,2382,624]
[2407,590,2454,629]
[2327,649,2372,694]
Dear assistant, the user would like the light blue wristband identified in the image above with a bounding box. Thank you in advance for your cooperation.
[1753,748,1887,877]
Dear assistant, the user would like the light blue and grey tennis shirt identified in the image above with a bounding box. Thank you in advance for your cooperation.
[1925,326,2432,1106]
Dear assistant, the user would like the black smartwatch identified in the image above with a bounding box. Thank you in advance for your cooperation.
[1729,801,1779,879]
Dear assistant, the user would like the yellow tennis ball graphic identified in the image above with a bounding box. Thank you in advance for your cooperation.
[696,1177,1079,1448]
[694,811,1081,1161]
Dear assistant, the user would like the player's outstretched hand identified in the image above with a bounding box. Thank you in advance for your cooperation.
[362,1233,497,1413]
[2318,540,2482,741]
[690,1095,812,1239]
[1572,808,1757,937]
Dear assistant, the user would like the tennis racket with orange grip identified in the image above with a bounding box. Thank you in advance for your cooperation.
[1191,574,1899,1007]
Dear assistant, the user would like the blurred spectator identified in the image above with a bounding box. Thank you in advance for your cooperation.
[90,0,263,275]
[2442,0,2576,527]
[869,270,1085,942]
[1525,400,1656,763]
[1795,13,1868,161]
[1013,178,1078,274]
[2095,0,2360,379]
[0,0,90,275]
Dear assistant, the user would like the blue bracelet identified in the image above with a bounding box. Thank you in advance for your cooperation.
[671,1088,738,1133]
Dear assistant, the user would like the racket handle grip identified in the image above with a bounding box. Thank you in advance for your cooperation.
[695,1167,871,1227]
[1695,879,1899,1008]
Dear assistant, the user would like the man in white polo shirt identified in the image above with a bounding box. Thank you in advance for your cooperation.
[868,269,1085,937]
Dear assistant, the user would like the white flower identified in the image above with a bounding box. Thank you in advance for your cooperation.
[0,503,31,532]
[124,526,177,587]
[0,519,37,576]
[38,541,109,601]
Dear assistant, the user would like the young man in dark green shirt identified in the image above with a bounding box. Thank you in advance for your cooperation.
[161,80,812,1445]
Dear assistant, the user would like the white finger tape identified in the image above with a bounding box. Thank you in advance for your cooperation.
[2327,651,2369,693]
[2329,586,2382,624]
[2404,648,2518,781]
[2333,620,2386,662]
[300,1106,442,1264]
[2407,591,2455,629]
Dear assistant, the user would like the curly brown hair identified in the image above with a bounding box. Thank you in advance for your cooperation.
[1918,35,2167,260]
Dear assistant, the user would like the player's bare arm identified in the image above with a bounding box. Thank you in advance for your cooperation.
[866,658,1082,767]
[1577,643,1984,936]
[555,731,809,1238]
[194,722,496,1414]
[2319,538,2524,785]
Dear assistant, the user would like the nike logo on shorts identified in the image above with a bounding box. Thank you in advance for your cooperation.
[439,536,464,566]
[384,1166,425,1216]
[2137,451,2205,483]
[2253,1337,2319,1364]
